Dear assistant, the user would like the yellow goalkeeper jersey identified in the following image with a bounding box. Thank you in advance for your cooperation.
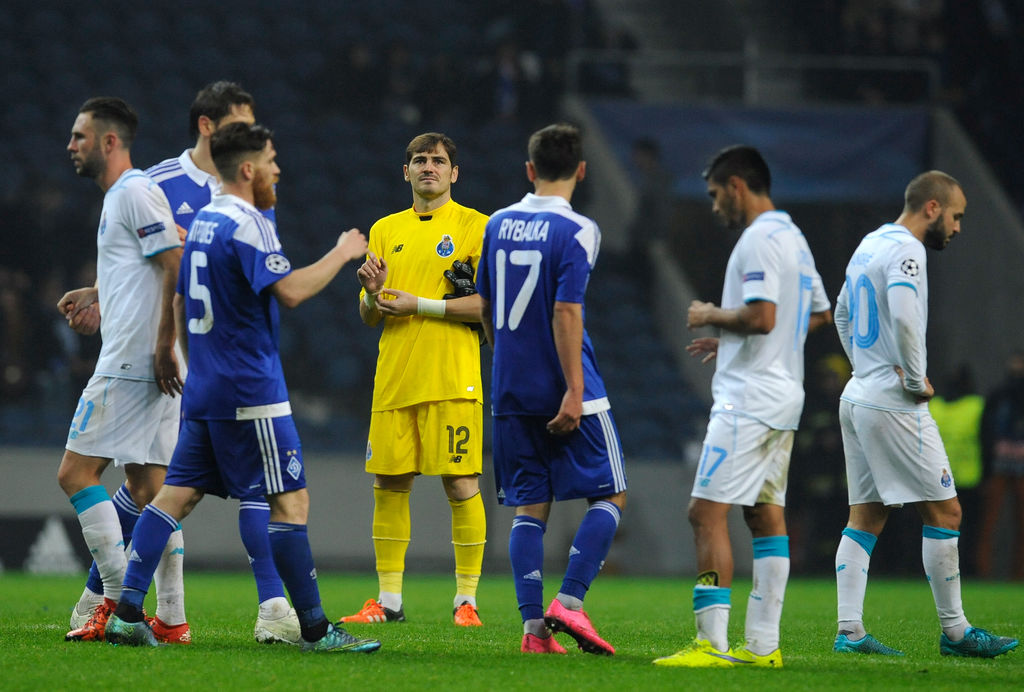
[363,199,487,411]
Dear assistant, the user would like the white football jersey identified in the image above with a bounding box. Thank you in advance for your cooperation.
[836,223,929,412]
[93,169,181,381]
[711,210,829,430]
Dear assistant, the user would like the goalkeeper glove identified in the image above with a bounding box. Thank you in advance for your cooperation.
[443,259,477,299]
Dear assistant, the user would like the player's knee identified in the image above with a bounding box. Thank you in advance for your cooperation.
[126,483,157,507]
[593,491,626,511]
[943,502,963,531]
[442,474,479,501]
[124,471,166,508]
[742,503,785,536]
[57,453,101,496]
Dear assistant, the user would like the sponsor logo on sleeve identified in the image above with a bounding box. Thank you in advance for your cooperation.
[136,221,167,238]
[742,271,765,282]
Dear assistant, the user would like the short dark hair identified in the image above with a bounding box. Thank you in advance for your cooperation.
[189,81,255,141]
[405,132,456,165]
[79,97,138,148]
[528,123,582,181]
[903,170,961,213]
[210,122,274,182]
[702,145,771,195]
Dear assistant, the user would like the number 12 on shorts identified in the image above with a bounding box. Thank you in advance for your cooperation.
[446,424,469,463]
[697,444,727,487]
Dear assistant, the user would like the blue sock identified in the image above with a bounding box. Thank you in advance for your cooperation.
[268,522,323,618]
[560,500,621,601]
[86,483,141,594]
[509,515,546,622]
[238,498,285,603]
[121,505,178,607]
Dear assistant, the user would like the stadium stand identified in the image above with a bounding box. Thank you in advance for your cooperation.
[1,0,694,460]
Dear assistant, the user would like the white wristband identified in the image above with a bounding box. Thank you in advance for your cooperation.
[363,292,377,309]
[417,297,446,317]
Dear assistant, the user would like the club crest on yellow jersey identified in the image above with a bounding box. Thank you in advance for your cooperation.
[436,234,454,258]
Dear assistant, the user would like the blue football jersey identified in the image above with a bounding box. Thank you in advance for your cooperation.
[147,150,275,231]
[477,193,609,417]
[177,194,292,419]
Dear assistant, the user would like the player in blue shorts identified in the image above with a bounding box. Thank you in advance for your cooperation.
[70,81,296,645]
[104,122,379,653]
[477,123,626,656]
[147,80,297,644]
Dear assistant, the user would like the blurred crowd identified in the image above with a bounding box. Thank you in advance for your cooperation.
[789,0,1024,214]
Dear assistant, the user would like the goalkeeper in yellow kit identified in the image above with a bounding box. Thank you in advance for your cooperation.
[341,133,488,627]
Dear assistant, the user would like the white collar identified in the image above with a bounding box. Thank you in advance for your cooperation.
[522,193,572,209]
[178,149,219,189]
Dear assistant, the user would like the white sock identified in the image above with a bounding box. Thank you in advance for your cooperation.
[75,586,104,612]
[745,555,789,655]
[922,528,969,640]
[77,499,126,602]
[454,594,477,609]
[153,528,186,625]
[695,604,730,652]
[259,596,292,619]
[379,591,402,612]
[836,533,872,631]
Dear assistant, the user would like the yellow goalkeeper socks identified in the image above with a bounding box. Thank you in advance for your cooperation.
[450,492,486,601]
[372,487,411,592]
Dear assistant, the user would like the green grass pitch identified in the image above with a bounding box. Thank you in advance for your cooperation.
[1,572,1020,690]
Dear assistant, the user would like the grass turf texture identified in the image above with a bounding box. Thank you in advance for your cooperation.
[2,573,1020,691]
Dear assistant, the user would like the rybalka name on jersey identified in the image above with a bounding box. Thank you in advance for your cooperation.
[497,217,549,242]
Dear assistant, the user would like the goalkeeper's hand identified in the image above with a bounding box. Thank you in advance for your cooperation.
[443,259,477,299]
[442,259,484,340]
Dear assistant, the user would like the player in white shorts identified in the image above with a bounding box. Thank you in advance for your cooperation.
[832,170,1017,659]
[654,146,830,669]
[694,415,792,508]
[68,376,180,466]
[58,97,189,644]
[839,404,953,506]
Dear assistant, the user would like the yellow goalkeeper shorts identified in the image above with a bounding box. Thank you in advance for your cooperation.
[366,399,483,477]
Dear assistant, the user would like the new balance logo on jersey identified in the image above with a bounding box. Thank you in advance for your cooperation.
[392,244,404,253]
[176,201,194,215]
[523,570,543,582]
[449,454,463,464]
